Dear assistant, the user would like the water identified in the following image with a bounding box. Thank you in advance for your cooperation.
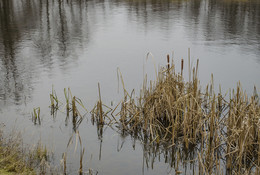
[0,0,259,174]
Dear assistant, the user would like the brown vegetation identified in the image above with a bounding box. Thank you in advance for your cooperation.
[91,54,260,174]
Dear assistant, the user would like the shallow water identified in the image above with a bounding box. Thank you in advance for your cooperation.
[0,0,260,174]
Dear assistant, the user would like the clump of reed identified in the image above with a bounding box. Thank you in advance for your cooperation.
[111,52,259,174]
[90,83,113,127]
[32,107,41,125]
[91,83,104,125]
[225,85,260,174]
[49,87,88,131]
[113,56,223,173]
[63,87,88,120]
[116,55,208,148]
[50,85,59,114]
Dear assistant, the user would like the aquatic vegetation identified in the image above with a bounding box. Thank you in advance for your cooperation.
[90,83,114,128]
[64,88,70,116]
[49,87,88,131]
[31,52,259,174]
[32,107,41,125]
[100,53,260,174]
[225,85,260,174]
[50,86,59,109]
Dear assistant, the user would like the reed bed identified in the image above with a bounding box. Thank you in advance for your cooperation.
[104,54,260,174]
[115,58,208,146]
[41,52,259,174]
[225,85,260,174]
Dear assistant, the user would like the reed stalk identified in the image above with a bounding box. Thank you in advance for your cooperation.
[32,107,41,125]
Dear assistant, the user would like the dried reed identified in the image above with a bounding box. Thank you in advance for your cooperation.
[32,107,41,125]
[108,53,259,174]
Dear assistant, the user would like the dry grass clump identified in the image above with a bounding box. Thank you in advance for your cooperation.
[109,53,259,174]
[117,58,211,149]
[0,129,35,174]
[0,128,56,174]
[226,85,260,174]
[142,63,204,147]
[41,52,259,174]
[114,58,224,174]
[48,87,88,132]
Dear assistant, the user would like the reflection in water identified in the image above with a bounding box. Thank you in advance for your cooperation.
[90,116,201,174]
[0,0,25,105]
[0,0,259,105]
[0,0,95,105]
[34,0,89,66]
[117,128,199,174]
[114,0,260,52]
[0,0,260,174]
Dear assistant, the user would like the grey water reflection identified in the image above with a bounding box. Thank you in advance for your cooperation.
[90,115,201,175]
[0,0,96,105]
[0,0,260,174]
[114,0,260,51]
[0,0,259,106]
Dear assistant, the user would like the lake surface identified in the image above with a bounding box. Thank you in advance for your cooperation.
[0,0,260,174]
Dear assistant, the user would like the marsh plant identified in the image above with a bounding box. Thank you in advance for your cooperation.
[96,52,260,174]
[32,107,41,125]
[34,51,259,174]
[49,87,88,131]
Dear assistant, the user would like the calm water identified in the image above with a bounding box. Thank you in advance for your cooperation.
[0,0,260,174]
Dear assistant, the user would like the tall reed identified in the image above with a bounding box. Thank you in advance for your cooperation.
[109,53,259,174]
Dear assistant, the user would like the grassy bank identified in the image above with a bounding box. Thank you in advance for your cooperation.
[0,127,53,175]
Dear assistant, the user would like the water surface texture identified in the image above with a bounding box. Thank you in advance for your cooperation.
[0,0,260,174]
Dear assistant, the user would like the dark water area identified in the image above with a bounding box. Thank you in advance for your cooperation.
[0,0,260,174]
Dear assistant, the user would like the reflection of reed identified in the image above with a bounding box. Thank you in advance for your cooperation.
[0,0,97,105]
[58,0,67,58]
[91,108,104,161]
[0,0,21,104]
[0,0,41,105]
[65,131,86,175]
